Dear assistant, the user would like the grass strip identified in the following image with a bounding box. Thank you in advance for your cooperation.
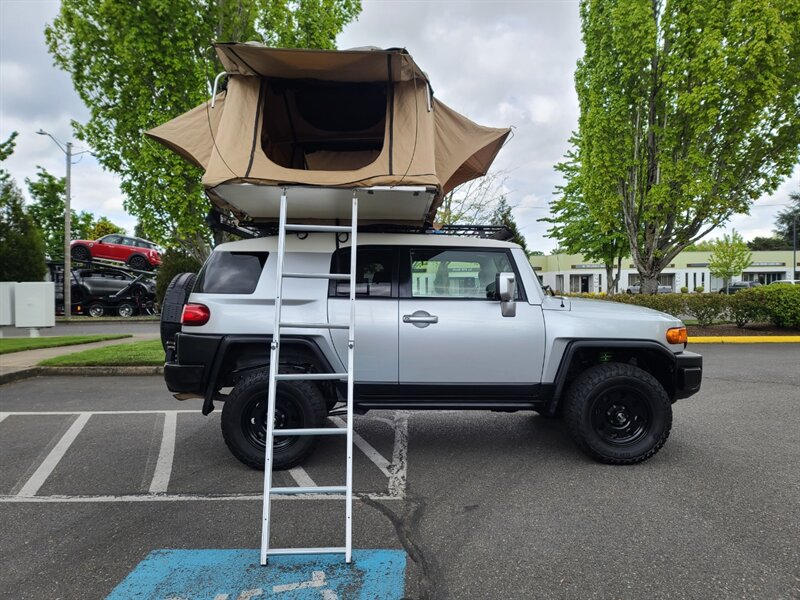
[0,334,131,355]
[39,339,164,367]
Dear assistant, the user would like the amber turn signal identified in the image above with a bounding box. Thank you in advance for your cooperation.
[666,327,688,345]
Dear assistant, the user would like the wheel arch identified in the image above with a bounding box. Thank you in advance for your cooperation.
[545,340,677,415]
[202,335,338,416]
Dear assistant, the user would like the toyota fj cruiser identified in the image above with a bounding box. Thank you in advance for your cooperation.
[161,230,702,469]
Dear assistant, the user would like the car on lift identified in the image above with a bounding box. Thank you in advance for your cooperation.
[70,234,162,271]
[71,267,157,317]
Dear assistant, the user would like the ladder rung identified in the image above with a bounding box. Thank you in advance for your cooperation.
[285,224,352,233]
[276,373,349,381]
[283,272,350,280]
[270,486,346,495]
[276,428,347,436]
[266,547,346,556]
[280,322,349,330]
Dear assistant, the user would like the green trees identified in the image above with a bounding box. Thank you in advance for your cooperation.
[46,0,361,257]
[491,197,529,254]
[1,133,47,282]
[544,136,628,294]
[562,0,800,293]
[774,192,799,248]
[707,230,752,289]
[25,167,123,259]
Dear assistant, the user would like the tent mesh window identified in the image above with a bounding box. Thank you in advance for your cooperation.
[261,79,387,171]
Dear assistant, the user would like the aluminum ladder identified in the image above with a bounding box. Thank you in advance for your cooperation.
[260,187,358,565]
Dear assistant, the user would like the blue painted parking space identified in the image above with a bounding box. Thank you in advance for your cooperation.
[106,549,406,600]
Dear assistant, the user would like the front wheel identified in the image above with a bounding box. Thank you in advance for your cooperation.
[87,302,104,318]
[117,303,134,318]
[221,369,327,470]
[564,363,672,465]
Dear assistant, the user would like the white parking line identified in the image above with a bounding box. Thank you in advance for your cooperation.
[0,410,410,502]
[149,412,177,494]
[330,416,391,478]
[16,413,91,497]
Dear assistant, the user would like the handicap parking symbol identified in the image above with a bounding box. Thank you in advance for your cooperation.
[107,549,406,600]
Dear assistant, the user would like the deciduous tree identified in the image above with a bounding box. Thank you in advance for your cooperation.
[707,230,752,289]
[46,0,361,258]
[569,0,800,293]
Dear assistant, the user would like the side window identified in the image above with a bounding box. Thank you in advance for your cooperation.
[329,247,396,298]
[194,251,268,294]
[409,248,517,299]
[102,235,122,244]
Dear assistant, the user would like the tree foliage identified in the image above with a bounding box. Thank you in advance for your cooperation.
[707,230,752,288]
[90,216,125,239]
[490,196,528,253]
[544,135,628,293]
[747,236,791,251]
[570,0,800,293]
[46,0,361,259]
[774,191,800,246]
[1,182,47,283]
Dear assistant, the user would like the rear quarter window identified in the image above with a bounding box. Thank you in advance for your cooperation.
[193,251,268,294]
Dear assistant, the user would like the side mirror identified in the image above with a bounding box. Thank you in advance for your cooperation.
[496,272,516,317]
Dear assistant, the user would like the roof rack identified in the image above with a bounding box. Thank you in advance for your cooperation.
[206,210,514,241]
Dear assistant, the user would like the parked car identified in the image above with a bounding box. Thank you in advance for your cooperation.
[625,285,674,294]
[71,267,157,317]
[161,231,702,469]
[769,280,800,285]
[70,234,162,270]
[718,281,761,294]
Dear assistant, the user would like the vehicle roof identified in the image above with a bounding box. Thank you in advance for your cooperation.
[214,233,520,253]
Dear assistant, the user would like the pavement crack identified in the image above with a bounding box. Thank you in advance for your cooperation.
[358,493,443,600]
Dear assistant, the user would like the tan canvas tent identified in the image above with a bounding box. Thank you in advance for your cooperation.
[146,43,510,224]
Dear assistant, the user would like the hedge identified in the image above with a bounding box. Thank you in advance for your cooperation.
[563,285,800,329]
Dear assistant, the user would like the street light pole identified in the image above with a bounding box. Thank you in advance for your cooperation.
[793,214,797,281]
[64,141,72,319]
[36,130,74,319]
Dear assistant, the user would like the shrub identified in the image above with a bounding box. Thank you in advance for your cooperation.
[680,286,689,294]
[684,293,727,326]
[155,249,202,305]
[757,285,800,329]
[694,286,704,293]
[727,290,767,328]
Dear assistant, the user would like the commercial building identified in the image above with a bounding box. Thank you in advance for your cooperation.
[529,251,799,293]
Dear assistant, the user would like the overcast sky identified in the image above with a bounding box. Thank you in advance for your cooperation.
[1,0,797,251]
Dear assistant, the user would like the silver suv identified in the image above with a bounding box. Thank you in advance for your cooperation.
[161,231,702,469]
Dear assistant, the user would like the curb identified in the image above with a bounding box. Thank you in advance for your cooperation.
[689,336,800,344]
[0,365,163,385]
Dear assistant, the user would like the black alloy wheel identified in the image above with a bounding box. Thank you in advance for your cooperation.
[129,255,148,271]
[71,245,90,262]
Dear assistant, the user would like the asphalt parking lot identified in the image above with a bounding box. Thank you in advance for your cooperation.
[1,344,798,599]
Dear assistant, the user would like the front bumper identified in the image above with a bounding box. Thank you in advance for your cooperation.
[674,351,703,399]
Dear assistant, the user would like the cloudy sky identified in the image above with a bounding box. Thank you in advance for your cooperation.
[1,0,797,251]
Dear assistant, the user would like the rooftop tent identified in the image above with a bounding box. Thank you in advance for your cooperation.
[146,43,511,224]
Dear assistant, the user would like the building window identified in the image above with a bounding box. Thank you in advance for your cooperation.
[598,274,602,292]
[555,274,564,292]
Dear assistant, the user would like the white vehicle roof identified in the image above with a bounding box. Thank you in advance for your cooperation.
[214,233,520,253]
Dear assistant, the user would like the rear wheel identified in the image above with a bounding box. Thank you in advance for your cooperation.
[221,369,327,470]
[117,302,134,318]
[128,255,148,271]
[564,363,671,465]
[160,272,197,350]
[87,302,104,318]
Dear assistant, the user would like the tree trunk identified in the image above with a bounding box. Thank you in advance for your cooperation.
[605,264,614,295]
[639,274,659,294]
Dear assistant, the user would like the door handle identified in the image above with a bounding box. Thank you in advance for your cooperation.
[403,311,438,328]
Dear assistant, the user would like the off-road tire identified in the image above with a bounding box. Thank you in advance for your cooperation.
[160,272,197,350]
[564,362,672,465]
[71,245,90,262]
[221,369,327,470]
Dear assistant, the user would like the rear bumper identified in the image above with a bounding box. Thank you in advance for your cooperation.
[674,351,703,399]
[163,333,221,396]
